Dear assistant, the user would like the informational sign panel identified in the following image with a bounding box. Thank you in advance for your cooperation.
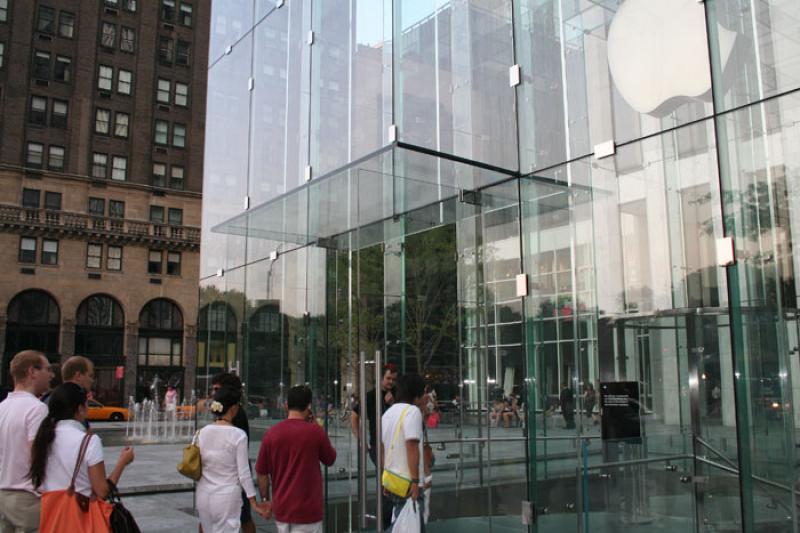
[115,366,125,380]
[600,381,641,442]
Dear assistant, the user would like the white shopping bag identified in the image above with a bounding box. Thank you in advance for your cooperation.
[392,498,421,533]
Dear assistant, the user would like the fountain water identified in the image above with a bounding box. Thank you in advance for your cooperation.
[126,396,195,444]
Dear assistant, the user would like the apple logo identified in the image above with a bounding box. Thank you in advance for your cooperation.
[607,0,736,117]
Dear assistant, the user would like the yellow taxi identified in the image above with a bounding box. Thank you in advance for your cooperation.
[87,399,129,422]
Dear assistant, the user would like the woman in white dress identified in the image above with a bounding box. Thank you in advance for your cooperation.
[29,383,135,526]
[196,386,269,532]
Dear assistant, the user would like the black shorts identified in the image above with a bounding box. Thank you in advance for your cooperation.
[240,490,252,524]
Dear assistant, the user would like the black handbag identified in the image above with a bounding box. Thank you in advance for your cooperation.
[106,480,141,533]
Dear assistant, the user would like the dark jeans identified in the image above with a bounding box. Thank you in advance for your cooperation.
[387,493,425,532]
[368,446,394,530]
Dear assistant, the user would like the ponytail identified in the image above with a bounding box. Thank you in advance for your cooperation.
[29,416,57,488]
[28,382,88,488]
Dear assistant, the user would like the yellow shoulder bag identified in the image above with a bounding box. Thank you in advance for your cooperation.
[177,430,202,481]
[381,406,413,497]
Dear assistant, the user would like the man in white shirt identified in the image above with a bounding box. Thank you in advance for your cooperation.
[0,350,53,532]
[381,373,426,531]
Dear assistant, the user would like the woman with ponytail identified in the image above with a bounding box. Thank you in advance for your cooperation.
[196,386,269,532]
[29,383,134,512]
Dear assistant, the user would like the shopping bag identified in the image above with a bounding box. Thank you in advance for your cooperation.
[392,499,421,533]
[40,433,112,533]
[177,431,202,481]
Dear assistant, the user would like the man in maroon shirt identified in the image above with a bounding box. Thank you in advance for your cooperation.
[256,385,336,533]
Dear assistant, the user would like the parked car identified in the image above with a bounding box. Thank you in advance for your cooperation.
[87,399,129,421]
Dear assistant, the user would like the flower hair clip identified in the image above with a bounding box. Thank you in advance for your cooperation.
[210,401,224,414]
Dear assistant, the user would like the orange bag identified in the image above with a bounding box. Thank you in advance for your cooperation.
[39,433,112,533]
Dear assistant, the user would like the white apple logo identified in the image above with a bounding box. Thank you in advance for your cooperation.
[607,0,736,117]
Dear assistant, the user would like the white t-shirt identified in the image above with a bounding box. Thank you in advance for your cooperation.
[0,391,49,492]
[381,403,423,481]
[41,420,104,497]
[196,424,256,498]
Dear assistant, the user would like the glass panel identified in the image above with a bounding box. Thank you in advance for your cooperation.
[708,0,800,112]
[201,33,253,277]
[514,0,714,173]
[396,0,518,171]
[208,0,254,65]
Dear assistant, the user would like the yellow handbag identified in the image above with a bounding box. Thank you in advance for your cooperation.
[382,406,413,497]
[177,430,202,481]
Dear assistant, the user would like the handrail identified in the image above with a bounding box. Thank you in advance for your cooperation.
[694,436,738,470]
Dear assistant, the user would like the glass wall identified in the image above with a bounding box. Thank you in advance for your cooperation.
[200,0,800,531]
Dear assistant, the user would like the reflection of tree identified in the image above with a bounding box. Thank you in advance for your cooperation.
[405,225,458,375]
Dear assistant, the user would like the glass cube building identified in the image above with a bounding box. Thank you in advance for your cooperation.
[200,1,800,531]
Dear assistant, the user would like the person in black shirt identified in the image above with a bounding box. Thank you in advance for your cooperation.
[209,372,253,533]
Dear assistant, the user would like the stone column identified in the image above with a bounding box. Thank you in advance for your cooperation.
[124,321,138,401]
[0,315,7,386]
[60,318,75,362]
[183,324,197,403]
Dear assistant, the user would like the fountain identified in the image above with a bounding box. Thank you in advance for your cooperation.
[126,395,196,444]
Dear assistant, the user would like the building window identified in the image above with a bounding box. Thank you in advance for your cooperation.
[150,206,164,223]
[107,246,122,270]
[101,22,116,48]
[118,69,132,94]
[87,243,102,268]
[58,12,75,38]
[37,6,55,34]
[44,192,62,210]
[92,153,108,178]
[109,200,124,218]
[153,163,166,187]
[54,55,71,82]
[154,120,169,145]
[114,112,129,138]
[122,0,136,12]
[0,0,7,22]
[170,166,184,189]
[173,123,186,148]
[111,156,127,181]
[42,239,58,265]
[157,78,170,103]
[179,3,192,26]
[95,108,110,134]
[98,65,113,91]
[88,197,105,216]
[174,82,188,107]
[48,146,65,170]
[168,208,183,226]
[34,51,50,80]
[0,42,4,69]
[148,250,162,274]
[120,26,135,53]
[161,0,175,21]
[167,252,181,275]
[30,96,47,125]
[158,37,174,62]
[19,237,37,263]
[51,100,68,128]
[26,142,44,167]
[22,188,40,208]
[176,41,190,66]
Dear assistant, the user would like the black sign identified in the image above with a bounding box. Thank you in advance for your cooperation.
[600,381,641,442]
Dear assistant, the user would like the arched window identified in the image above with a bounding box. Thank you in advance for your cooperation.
[4,290,60,388]
[197,302,237,373]
[246,304,284,411]
[137,299,184,400]
[76,295,125,405]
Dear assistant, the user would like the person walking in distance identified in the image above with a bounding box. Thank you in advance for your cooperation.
[381,373,427,531]
[256,385,336,533]
[0,350,53,532]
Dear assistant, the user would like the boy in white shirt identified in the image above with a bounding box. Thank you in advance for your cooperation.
[381,373,427,531]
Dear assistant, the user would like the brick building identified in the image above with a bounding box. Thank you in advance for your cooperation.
[0,0,209,406]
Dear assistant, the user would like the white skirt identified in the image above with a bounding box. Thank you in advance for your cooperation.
[196,485,242,533]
